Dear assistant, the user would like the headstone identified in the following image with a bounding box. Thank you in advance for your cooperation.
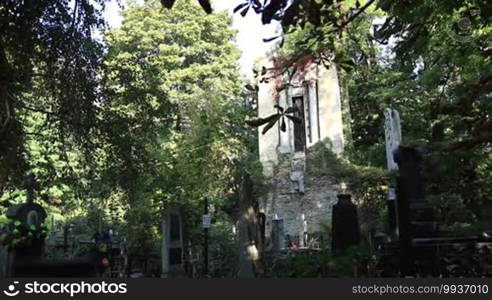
[271,219,285,251]
[384,108,402,235]
[394,145,437,275]
[6,202,47,228]
[7,202,47,259]
[384,108,402,171]
[371,229,388,250]
[5,201,47,277]
[161,208,184,277]
[394,146,426,205]
[331,194,360,254]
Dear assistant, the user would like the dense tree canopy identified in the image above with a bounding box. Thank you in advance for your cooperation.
[101,0,262,253]
[0,0,107,192]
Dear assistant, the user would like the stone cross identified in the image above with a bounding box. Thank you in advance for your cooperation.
[384,108,402,171]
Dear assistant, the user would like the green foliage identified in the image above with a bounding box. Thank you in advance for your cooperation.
[263,245,375,278]
[0,0,107,190]
[424,147,492,221]
[263,250,331,278]
[0,218,48,251]
[100,0,262,254]
[306,141,390,233]
[208,211,238,277]
[328,245,376,277]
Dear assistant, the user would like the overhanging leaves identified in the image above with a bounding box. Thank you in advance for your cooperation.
[262,114,281,135]
[245,113,281,127]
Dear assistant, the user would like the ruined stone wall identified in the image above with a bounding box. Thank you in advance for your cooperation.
[256,58,345,248]
[260,151,342,247]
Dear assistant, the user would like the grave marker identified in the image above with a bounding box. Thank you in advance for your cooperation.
[384,108,402,171]
[271,219,285,251]
[384,108,402,235]
[331,194,360,254]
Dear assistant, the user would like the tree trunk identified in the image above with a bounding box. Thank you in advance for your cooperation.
[237,173,263,278]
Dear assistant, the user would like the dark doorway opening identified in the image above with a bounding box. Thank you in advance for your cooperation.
[292,96,306,152]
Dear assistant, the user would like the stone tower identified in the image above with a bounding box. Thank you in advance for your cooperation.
[256,59,345,248]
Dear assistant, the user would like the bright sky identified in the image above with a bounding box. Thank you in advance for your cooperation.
[103,0,280,79]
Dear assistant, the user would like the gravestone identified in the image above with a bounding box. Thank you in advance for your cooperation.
[394,145,437,275]
[384,108,402,235]
[8,203,47,256]
[271,219,285,251]
[3,201,48,277]
[331,194,360,254]
[384,108,402,171]
[161,207,184,277]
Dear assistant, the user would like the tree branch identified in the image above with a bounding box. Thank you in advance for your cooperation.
[338,0,376,30]
[439,72,492,115]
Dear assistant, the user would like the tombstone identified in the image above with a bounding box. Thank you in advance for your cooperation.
[2,201,48,277]
[384,108,402,171]
[7,203,47,253]
[161,207,184,277]
[394,145,437,275]
[384,108,402,235]
[371,229,388,251]
[331,194,360,254]
[271,219,285,251]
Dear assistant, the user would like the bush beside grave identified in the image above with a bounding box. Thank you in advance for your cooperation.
[306,141,391,238]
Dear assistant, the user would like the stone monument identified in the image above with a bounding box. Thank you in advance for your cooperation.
[384,108,402,235]
[394,145,437,275]
[331,194,360,254]
[384,108,402,171]
[271,218,285,251]
[161,207,184,277]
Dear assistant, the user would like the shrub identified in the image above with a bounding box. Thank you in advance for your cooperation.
[306,141,391,238]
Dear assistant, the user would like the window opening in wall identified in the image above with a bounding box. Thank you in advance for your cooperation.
[315,80,321,140]
[292,96,306,152]
[304,82,312,143]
